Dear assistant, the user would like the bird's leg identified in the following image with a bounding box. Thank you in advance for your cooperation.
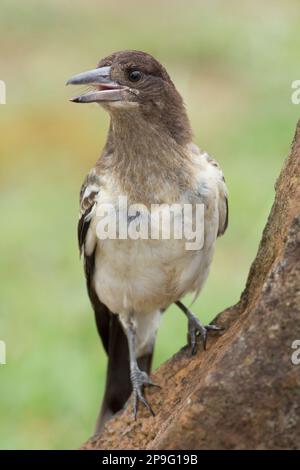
[124,318,159,419]
[175,300,223,355]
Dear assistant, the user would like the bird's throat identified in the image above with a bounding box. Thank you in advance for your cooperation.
[104,112,193,204]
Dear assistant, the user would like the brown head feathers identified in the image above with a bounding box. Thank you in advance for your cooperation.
[98,50,192,146]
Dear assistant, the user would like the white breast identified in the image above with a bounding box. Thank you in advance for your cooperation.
[89,180,220,317]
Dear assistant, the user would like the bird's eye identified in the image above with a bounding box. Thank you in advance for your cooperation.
[128,70,143,82]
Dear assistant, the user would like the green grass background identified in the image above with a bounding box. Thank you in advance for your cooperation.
[0,0,299,449]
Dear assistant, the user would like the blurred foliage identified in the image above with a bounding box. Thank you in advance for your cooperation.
[0,0,299,449]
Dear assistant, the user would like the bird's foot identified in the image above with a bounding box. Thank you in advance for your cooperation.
[131,367,160,419]
[187,311,223,355]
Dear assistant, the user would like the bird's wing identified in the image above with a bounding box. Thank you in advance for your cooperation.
[78,169,101,255]
[205,153,228,237]
[189,144,228,237]
[78,169,112,351]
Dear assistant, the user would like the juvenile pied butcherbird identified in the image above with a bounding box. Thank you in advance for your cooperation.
[67,50,228,432]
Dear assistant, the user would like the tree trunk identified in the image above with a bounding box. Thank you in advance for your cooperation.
[82,121,300,450]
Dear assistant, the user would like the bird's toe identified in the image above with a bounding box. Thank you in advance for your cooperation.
[131,368,158,419]
[188,316,223,354]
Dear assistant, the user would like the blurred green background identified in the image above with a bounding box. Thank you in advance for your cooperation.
[0,0,299,449]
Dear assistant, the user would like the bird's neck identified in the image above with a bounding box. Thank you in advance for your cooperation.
[101,111,193,204]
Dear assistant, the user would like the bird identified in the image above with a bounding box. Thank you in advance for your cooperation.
[67,50,228,432]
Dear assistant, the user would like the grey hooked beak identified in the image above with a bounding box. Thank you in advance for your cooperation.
[66,66,127,103]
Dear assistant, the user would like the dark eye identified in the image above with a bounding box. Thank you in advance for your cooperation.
[128,70,143,82]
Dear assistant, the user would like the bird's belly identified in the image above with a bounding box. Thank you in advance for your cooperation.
[90,185,219,315]
[93,235,215,315]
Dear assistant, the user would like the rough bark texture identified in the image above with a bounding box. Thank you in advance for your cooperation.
[82,121,300,450]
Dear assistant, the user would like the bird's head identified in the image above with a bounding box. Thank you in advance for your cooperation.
[67,50,192,144]
[68,50,178,108]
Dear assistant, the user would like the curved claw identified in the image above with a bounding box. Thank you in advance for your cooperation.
[147,378,161,389]
[133,392,139,420]
[188,318,224,355]
[139,393,155,416]
[205,324,224,332]
[131,369,159,419]
[188,319,207,354]
[133,389,156,419]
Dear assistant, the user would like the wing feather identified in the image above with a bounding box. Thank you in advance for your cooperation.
[78,170,111,354]
[199,148,229,237]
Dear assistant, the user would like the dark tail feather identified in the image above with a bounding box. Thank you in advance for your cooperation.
[95,313,153,433]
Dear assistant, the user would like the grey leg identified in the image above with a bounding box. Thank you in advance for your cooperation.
[125,320,160,419]
[175,300,223,354]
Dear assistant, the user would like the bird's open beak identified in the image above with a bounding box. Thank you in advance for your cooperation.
[67,66,127,103]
